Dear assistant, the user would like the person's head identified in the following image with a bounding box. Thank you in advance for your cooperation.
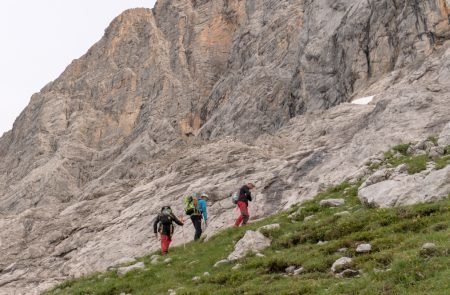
[161,206,171,212]
[200,192,208,199]
[247,183,255,189]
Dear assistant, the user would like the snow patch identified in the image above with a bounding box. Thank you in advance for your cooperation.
[351,95,374,105]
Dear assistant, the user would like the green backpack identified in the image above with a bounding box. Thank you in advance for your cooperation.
[184,195,199,215]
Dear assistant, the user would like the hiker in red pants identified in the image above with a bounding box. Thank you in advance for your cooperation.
[235,183,255,227]
[153,206,184,255]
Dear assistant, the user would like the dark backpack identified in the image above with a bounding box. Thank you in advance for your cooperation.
[160,207,173,225]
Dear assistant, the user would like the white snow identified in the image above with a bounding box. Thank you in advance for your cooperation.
[351,95,374,105]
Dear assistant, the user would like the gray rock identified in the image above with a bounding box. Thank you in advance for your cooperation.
[227,231,271,261]
[361,169,393,188]
[258,224,280,232]
[304,215,315,221]
[320,199,345,207]
[317,241,328,245]
[203,272,210,276]
[358,166,450,207]
[331,257,353,273]
[337,248,348,253]
[117,262,145,276]
[255,253,265,257]
[438,122,450,146]
[213,259,229,268]
[356,244,372,253]
[421,243,436,250]
[293,267,305,276]
[192,276,201,281]
[334,211,351,217]
[112,257,136,267]
[168,289,176,295]
[394,164,408,174]
[285,266,296,274]
[429,147,445,160]
[337,269,360,278]
[164,258,172,264]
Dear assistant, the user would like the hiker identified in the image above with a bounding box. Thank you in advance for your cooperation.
[185,192,207,241]
[234,183,255,227]
[153,206,184,255]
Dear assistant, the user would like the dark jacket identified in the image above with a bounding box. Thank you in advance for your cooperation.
[153,213,183,237]
[238,185,252,204]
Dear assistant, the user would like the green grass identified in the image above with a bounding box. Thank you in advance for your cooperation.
[46,183,450,295]
[435,155,450,170]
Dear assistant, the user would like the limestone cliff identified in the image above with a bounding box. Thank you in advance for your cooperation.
[0,0,449,293]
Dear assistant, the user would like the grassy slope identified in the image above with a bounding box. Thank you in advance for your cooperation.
[47,182,450,295]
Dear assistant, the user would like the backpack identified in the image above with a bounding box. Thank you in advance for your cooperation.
[231,192,239,204]
[160,207,173,225]
[184,195,199,215]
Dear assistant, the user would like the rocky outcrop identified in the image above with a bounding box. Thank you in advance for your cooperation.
[358,165,450,207]
[227,230,271,261]
[0,0,450,293]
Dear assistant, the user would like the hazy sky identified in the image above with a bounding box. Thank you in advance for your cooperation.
[0,0,157,136]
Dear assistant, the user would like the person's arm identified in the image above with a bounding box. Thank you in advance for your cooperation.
[247,190,252,202]
[172,214,184,226]
[153,215,160,235]
[200,199,208,221]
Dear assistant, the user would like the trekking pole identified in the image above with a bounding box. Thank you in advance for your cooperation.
[182,216,186,250]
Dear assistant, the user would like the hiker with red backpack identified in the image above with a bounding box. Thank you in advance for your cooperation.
[153,206,184,255]
[234,183,255,227]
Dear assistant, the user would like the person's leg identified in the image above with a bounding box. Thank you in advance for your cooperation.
[161,234,171,255]
[192,215,202,240]
[241,202,249,225]
[235,201,248,226]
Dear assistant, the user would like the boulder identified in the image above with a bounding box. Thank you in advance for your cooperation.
[285,266,296,274]
[213,259,229,268]
[356,244,372,253]
[429,146,445,160]
[227,231,271,261]
[117,262,145,276]
[358,166,450,207]
[361,169,393,188]
[319,199,345,207]
[331,257,352,273]
[192,276,201,281]
[293,267,305,276]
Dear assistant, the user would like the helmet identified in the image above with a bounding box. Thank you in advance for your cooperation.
[200,192,208,199]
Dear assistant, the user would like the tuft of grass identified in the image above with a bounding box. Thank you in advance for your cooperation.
[434,155,450,170]
[427,135,438,146]
[392,143,411,156]
[405,155,428,174]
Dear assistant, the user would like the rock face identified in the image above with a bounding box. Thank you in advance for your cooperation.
[0,0,450,293]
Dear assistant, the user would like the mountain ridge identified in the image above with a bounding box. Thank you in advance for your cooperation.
[0,0,449,293]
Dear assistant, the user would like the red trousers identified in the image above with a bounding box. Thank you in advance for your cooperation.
[160,234,172,255]
[235,201,249,226]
